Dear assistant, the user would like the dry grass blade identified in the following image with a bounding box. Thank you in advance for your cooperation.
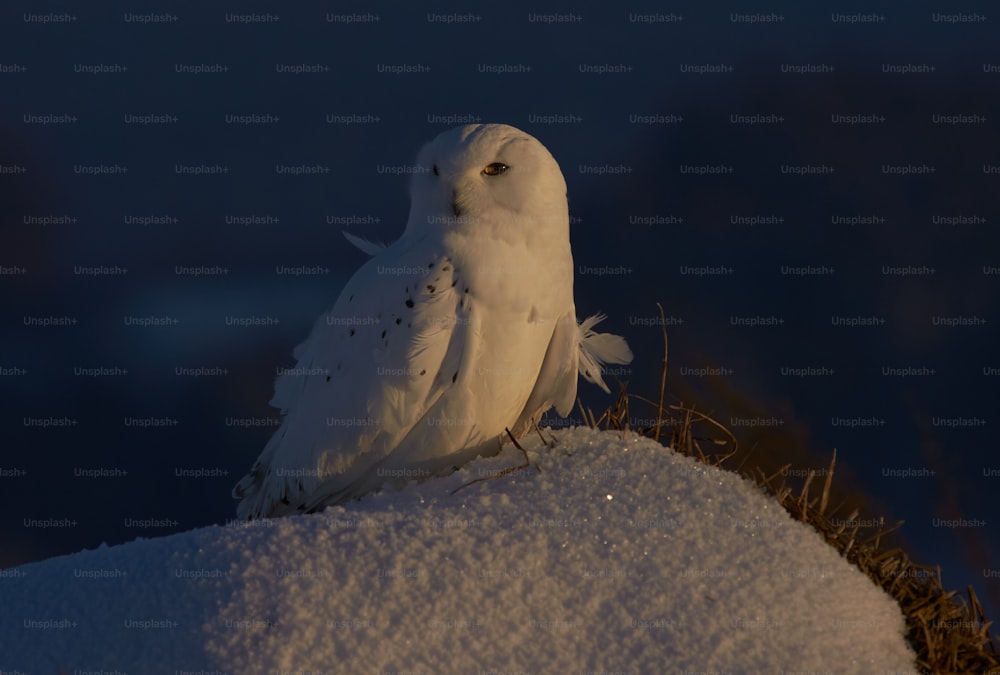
[576,398,597,430]
[533,419,555,450]
[607,383,630,437]
[653,302,668,443]
[819,448,835,515]
[797,470,815,516]
[667,403,738,463]
[448,428,533,495]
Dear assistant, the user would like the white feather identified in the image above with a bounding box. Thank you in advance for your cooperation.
[341,230,387,255]
[576,313,634,393]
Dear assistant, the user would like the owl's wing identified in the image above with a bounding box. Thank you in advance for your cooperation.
[234,240,473,518]
[512,308,580,437]
[343,232,632,397]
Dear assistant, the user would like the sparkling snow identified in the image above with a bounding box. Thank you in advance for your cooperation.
[0,427,917,673]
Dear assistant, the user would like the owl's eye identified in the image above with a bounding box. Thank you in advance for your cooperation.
[432,164,440,176]
[482,162,509,176]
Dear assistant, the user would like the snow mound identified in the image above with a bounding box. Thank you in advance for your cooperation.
[0,427,916,673]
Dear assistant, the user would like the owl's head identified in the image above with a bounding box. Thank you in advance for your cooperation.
[406,124,569,239]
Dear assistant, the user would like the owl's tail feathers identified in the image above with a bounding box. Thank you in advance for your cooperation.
[577,313,634,393]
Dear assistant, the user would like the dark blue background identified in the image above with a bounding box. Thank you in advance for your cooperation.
[2,1,998,628]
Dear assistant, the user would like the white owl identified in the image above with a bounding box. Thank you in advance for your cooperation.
[234,124,632,519]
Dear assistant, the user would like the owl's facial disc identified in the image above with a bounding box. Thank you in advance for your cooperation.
[413,124,566,230]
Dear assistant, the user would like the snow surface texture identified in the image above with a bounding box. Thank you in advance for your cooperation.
[0,427,917,673]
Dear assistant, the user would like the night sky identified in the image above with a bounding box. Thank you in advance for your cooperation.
[2,1,998,627]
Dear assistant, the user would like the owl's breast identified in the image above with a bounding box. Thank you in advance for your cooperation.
[440,221,574,319]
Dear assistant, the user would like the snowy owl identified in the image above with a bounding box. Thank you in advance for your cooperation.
[234,123,632,519]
